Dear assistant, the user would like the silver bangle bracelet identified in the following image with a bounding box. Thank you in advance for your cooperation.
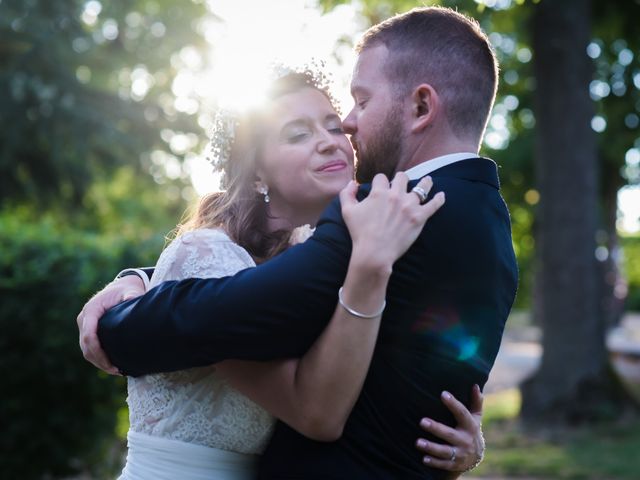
[115,268,150,291]
[338,286,386,319]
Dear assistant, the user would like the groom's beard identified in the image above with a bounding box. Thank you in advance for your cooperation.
[354,106,404,184]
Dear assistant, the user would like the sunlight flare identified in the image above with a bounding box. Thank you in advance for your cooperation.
[187,0,359,193]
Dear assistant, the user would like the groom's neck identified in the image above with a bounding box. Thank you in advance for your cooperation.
[398,133,479,173]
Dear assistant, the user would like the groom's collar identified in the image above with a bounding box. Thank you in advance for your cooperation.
[403,152,477,180]
[404,153,500,190]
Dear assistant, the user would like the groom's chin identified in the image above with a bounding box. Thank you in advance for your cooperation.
[355,158,395,184]
[355,159,376,184]
[355,169,374,184]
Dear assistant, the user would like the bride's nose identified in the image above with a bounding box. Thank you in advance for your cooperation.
[317,128,339,153]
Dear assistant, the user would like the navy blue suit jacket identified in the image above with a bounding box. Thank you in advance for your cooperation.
[99,158,518,479]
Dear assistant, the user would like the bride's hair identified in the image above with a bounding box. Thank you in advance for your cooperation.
[175,72,336,263]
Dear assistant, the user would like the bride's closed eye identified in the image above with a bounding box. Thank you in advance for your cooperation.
[287,132,311,143]
[283,125,312,143]
[325,118,345,135]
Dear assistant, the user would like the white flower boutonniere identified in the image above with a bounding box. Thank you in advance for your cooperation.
[289,224,316,245]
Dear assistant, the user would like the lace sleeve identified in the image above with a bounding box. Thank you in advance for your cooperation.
[149,228,256,288]
[127,229,274,454]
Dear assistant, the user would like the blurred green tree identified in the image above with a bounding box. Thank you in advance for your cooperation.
[0,0,209,220]
[0,1,215,477]
[0,211,165,479]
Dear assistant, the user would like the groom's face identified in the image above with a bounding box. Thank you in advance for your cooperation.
[344,45,406,184]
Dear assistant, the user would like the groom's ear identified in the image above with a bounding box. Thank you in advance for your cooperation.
[410,84,439,134]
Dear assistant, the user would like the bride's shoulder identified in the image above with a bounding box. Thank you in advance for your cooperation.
[171,228,255,266]
[152,228,254,283]
[177,227,234,245]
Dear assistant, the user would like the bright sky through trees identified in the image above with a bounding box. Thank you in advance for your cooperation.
[185,0,640,233]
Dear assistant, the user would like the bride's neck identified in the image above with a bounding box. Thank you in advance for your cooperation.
[265,200,324,232]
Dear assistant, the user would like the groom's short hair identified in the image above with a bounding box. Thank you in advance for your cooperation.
[357,7,498,142]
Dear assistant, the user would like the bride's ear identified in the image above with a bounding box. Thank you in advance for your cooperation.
[254,179,268,194]
[410,84,439,134]
[254,171,267,193]
[254,177,270,203]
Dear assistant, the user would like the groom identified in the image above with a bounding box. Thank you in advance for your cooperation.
[80,7,517,479]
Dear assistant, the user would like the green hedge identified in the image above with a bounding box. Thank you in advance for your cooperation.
[621,235,640,311]
[0,214,164,479]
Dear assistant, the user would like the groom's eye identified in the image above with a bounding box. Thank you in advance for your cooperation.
[355,97,368,108]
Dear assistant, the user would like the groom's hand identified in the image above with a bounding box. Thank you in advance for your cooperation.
[77,275,145,375]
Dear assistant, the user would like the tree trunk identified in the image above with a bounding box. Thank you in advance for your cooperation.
[520,0,628,423]
[598,168,626,329]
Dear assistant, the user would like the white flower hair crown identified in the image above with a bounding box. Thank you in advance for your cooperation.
[206,107,238,175]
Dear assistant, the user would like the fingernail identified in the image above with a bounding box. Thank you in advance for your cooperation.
[417,439,427,448]
[442,391,452,400]
[420,418,431,428]
[423,456,431,464]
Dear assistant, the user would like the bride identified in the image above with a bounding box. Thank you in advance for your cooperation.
[82,68,485,479]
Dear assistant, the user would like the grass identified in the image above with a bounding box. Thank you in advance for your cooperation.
[472,389,640,479]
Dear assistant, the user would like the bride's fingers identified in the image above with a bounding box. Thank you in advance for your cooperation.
[419,417,460,445]
[419,453,457,470]
[370,173,390,193]
[441,390,478,431]
[415,438,460,461]
[339,180,359,210]
[413,176,434,200]
[391,171,409,194]
[419,191,445,221]
[469,384,484,416]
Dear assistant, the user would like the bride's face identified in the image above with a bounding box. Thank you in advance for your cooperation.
[257,87,354,213]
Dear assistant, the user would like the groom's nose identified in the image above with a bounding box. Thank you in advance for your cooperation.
[342,108,357,135]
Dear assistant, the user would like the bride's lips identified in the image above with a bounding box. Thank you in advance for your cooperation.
[316,160,348,173]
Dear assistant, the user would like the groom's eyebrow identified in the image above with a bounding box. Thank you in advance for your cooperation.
[350,85,369,98]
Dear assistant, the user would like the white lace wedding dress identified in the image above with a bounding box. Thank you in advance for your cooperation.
[119,228,276,480]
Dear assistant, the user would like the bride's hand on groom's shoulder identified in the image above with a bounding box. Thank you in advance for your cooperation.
[340,172,445,269]
[76,275,145,375]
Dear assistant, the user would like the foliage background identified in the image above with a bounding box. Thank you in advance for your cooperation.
[1,0,638,478]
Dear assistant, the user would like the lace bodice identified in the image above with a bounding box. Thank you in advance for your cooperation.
[126,228,275,454]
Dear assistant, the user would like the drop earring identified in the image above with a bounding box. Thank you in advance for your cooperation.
[256,183,270,203]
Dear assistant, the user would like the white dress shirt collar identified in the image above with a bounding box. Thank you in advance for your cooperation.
[403,152,478,180]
